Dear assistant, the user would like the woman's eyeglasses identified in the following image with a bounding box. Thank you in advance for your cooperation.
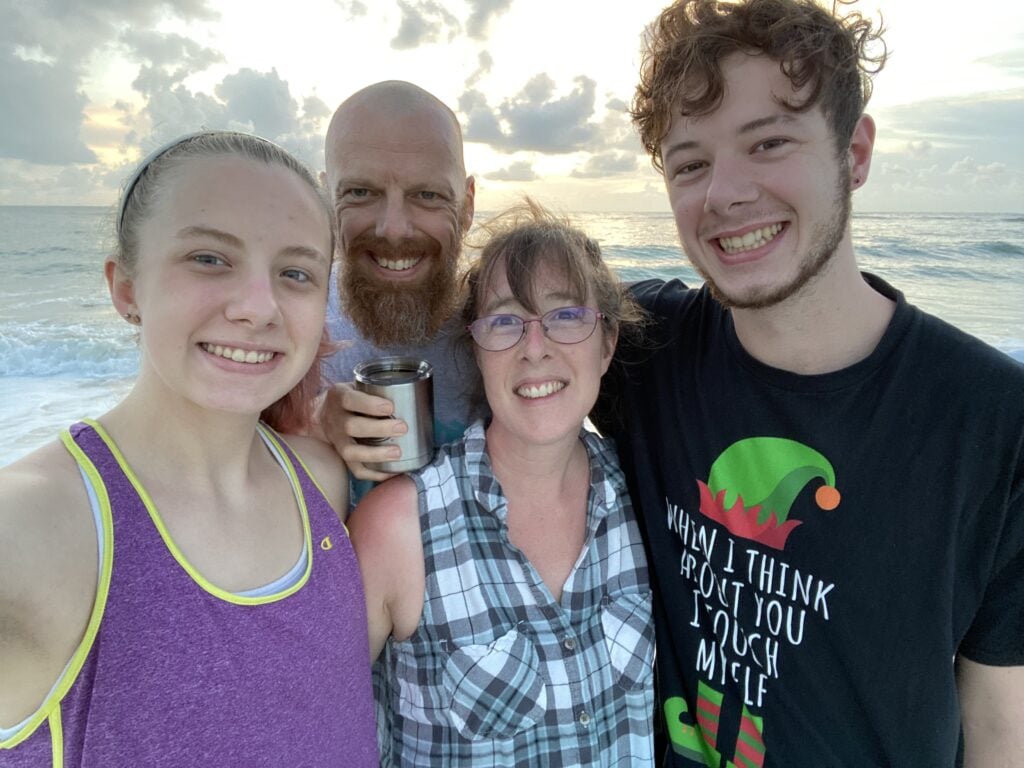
[467,306,604,352]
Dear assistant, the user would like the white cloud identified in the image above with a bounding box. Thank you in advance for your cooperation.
[860,152,1022,212]
[465,51,493,88]
[0,0,218,166]
[571,151,639,178]
[466,0,513,39]
[121,29,223,73]
[334,0,367,18]
[2,0,1020,212]
[878,89,1024,149]
[905,140,932,158]
[974,43,1024,77]
[948,156,1007,178]
[2,0,217,62]
[859,88,1024,210]
[485,161,539,182]
[0,54,97,164]
[215,68,299,139]
[391,0,460,49]
[461,74,602,154]
[0,156,113,205]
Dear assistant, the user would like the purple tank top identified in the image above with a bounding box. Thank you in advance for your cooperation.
[0,422,378,767]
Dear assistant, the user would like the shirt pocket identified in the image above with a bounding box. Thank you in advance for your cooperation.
[601,590,655,691]
[442,626,548,740]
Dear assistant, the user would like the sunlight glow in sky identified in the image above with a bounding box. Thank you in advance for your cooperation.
[2,0,1022,212]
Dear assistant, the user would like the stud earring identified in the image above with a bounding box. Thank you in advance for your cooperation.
[123,311,141,324]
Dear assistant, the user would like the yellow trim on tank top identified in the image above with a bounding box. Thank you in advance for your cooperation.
[83,418,313,606]
[0,431,114,752]
[49,708,63,768]
[261,426,354,538]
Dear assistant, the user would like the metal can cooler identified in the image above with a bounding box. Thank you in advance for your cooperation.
[353,357,435,473]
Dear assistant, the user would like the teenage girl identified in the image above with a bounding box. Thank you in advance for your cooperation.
[0,132,378,767]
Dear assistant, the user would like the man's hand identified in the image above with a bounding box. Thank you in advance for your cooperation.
[315,382,408,482]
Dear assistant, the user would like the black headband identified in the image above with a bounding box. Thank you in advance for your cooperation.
[115,130,286,237]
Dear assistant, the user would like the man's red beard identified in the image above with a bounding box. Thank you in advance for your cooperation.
[339,232,461,348]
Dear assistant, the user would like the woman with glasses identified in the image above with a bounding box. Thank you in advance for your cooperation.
[347,200,655,766]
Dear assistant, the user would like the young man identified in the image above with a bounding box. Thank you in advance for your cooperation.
[595,0,1024,765]
[319,81,477,482]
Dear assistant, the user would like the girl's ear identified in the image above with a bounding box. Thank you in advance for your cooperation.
[106,258,139,324]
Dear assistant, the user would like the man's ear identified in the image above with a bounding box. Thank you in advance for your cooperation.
[848,114,875,190]
[461,175,476,232]
[105,257,137,321]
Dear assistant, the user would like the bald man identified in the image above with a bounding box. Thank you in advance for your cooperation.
[319,81,477,483]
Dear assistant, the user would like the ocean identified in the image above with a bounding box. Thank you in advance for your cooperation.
[1,206,1022,468]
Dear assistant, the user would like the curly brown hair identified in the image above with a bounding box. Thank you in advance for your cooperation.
[632,0,887,169]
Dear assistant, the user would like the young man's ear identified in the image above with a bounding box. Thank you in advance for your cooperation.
[848,114,876,190]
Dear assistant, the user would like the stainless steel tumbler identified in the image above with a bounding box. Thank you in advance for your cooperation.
[353,357,435,473]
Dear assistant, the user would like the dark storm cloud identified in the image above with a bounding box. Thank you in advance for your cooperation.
[460,74,601,154]
[392,0,460,49]
[466,0,513,39]
[485,161,539,182]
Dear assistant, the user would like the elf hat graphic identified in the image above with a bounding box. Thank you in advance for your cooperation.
[698,437,840,551]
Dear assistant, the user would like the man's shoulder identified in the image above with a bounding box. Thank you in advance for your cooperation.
[909,302,1024,389]
[625,279,723,353]
[891,302,1024,433]
[629,277,703,313]
[866,273,1024,397]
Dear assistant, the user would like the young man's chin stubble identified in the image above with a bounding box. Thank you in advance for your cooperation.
[697,164,853,311]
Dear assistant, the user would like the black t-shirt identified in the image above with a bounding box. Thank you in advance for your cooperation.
[596,274,1024,767]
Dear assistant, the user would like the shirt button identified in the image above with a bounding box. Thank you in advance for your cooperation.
[578,711,591,727]
[563,637,576,651]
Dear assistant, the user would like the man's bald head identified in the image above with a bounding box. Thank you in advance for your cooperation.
[325,81,467,195]
[325,81,475,347]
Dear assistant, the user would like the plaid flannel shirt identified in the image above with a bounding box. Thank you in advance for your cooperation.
[375,420,655,766]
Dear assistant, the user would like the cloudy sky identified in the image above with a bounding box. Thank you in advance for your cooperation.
[2,0,1022,212]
